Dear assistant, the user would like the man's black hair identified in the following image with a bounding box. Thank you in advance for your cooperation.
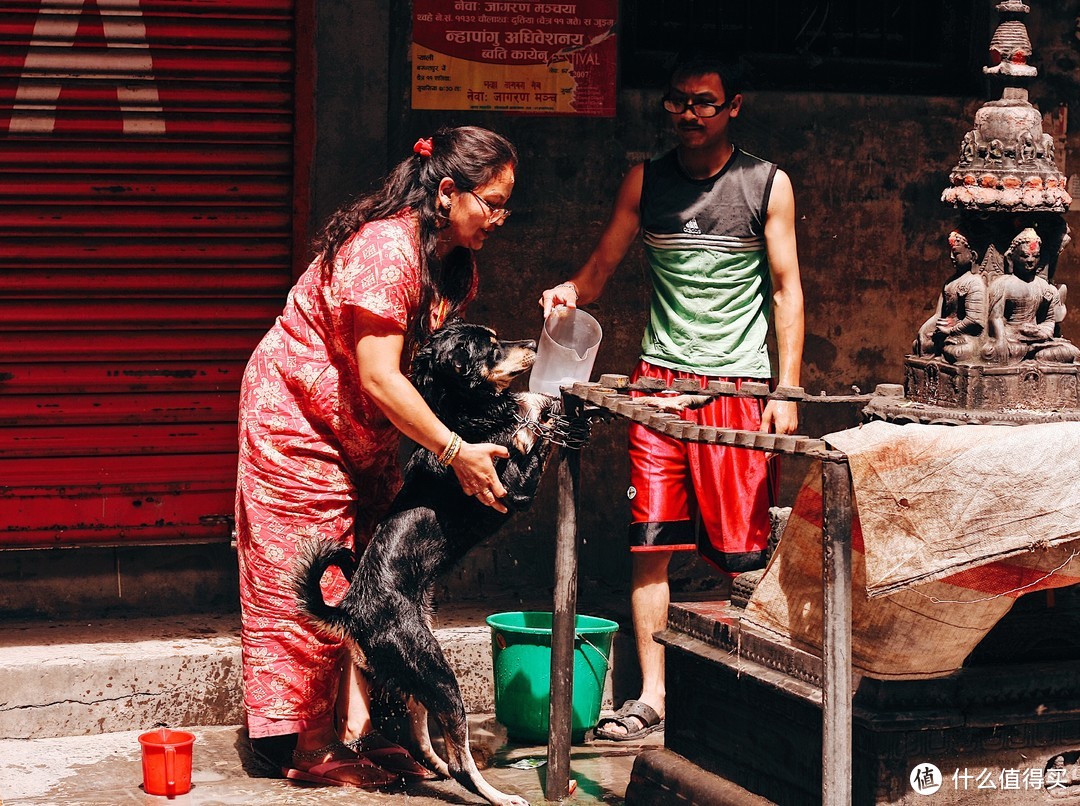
[667,53,743,99]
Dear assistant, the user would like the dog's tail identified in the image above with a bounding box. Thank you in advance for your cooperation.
[291,539,356,642]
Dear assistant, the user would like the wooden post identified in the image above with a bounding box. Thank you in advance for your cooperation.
[546,417,581,800]
[821,457,853,805]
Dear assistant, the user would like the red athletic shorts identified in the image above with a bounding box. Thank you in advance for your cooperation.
[628,360,777,575]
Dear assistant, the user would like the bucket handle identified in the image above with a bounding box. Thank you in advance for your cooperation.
[491,625,611,661]
[575,631,610,663]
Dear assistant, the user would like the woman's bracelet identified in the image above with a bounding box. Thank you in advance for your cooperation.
[438,432,462,466]
[556,280,579,295]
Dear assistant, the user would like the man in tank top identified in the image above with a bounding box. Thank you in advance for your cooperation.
[539,55,804,741]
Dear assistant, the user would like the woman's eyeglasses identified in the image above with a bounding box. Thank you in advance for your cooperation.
[661,97,732,118]
[469,191,511,223]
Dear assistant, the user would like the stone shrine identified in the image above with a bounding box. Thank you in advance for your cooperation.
[866,0,1080,424]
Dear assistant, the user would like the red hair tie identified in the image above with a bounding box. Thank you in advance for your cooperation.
[413,137,433,158]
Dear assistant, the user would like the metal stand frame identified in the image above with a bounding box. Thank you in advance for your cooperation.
[544,379,855,805]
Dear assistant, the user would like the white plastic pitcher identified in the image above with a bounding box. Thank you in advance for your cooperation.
[529,307,602,395]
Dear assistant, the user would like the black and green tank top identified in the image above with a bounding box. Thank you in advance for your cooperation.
[639,147,778,376]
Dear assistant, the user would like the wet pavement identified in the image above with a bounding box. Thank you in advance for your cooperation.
[0,716,663,805]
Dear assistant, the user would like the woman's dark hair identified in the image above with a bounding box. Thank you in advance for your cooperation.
[314,126,518,345]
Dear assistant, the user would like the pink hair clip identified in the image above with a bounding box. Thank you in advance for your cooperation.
[413,137,433,158]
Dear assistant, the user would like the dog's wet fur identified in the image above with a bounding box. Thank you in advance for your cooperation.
[293,320,564,806]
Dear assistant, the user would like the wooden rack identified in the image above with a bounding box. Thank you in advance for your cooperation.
[544,376,858,805]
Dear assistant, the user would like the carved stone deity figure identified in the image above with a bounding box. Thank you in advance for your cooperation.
[959,130,976,166]
[1042,132,1056,164]
[1018,130,1036,164]
[982,228,1080,364]
[915,231,988,363]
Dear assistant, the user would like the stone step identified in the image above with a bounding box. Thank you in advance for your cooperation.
[0,613,244,740]
[0,605,625,740]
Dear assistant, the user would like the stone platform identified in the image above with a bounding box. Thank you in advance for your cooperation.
[625,599,1080,805]
[875,357,1080,425]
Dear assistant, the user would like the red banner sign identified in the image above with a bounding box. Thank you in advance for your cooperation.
[412,1,617,117]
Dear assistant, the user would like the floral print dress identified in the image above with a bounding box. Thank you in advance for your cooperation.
[234,212,462,738]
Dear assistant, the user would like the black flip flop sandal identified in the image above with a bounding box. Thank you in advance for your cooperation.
[593,699,665,742]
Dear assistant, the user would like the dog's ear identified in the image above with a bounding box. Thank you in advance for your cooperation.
[413,337,473,383]
[448,342,474,379]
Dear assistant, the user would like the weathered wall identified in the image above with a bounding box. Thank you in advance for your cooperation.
[6,3,1080,619]
[367,4,1080,603]
[309,0,391,245]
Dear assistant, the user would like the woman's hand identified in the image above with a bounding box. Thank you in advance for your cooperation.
[451,441,510,513]
[353,311,509,513]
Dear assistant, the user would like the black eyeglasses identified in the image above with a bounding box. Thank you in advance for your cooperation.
[661,97,732,118]
[469,190,511,223]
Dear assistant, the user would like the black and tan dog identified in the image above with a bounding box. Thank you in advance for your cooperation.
[293,320,566,806]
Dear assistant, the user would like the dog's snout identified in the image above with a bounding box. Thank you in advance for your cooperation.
[501,338,537,352]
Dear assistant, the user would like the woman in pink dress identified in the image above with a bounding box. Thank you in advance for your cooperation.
[235,126,518,787]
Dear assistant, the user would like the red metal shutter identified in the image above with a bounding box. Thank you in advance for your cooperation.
[0,0,303,546]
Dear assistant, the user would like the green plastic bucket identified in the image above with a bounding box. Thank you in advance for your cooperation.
[486,611,619,743]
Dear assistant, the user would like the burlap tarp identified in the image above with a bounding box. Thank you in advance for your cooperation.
[744,420,1080,679]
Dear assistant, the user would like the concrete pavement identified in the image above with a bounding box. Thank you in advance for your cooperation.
[0,601,662,805]
[0,718,664,805]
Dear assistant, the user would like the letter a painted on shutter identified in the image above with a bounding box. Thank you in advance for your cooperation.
[10,0,166,135]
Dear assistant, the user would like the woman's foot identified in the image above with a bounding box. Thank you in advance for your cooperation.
[249,733,297,769]
[344,732,437,781]
[284,739,399,788]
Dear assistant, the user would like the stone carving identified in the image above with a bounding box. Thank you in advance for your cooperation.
[894,0,1080,421]
[982,228,1079,364]
[913,228,1078,367]
[941,3,1071,213]
[1018,130,1036,163]
[915,231,987,363]
[1043,131,1056,164]
[984,18,1037,77]
[959,130,976,166]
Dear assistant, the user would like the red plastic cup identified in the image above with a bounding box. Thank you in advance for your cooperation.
[138,728,195,798]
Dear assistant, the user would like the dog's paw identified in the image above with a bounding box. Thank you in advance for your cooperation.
[512,429,534,455]
[541,395,563,418]
[512,393,557,453]
[498,797,530,806]
[515,392,558,416]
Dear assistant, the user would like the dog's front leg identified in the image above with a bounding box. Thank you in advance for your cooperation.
[498,445,548,511]
[434,712,529,806]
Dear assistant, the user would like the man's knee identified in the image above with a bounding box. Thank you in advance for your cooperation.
[631,550,673,586]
